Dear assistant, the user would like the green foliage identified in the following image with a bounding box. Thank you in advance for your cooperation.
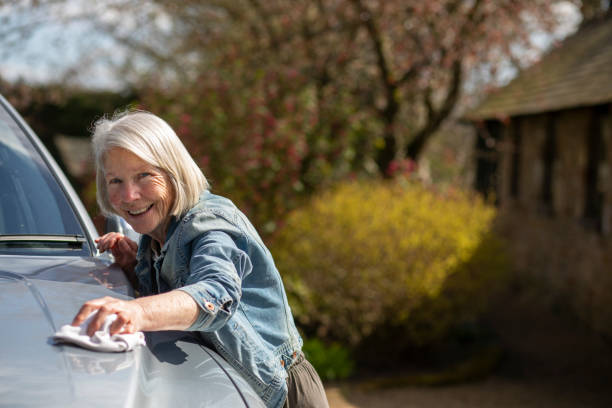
[103,0,572,174]
[302,338,355,381]
[272,180,508,352]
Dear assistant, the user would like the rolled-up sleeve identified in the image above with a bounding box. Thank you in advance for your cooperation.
[176,230,252,331]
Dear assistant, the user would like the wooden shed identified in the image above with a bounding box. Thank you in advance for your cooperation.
[466,14,612,235]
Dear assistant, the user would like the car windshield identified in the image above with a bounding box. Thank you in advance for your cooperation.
[0,102,89,255]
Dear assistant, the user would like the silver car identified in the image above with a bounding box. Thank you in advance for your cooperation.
[0,94,265,407]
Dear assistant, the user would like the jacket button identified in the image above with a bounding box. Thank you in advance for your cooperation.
[292,351,297,358]
[280,360,285,367]
[204,301,215,311]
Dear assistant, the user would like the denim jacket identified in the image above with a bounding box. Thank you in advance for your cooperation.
[134,191,303,408]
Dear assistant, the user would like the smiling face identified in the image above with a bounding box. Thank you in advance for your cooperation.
[104,147,175,243]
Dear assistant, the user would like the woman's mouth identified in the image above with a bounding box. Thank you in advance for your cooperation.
[126,204,154,217]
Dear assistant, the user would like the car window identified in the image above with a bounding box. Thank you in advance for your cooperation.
[0,104,89,254]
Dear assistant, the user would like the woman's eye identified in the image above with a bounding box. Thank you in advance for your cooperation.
[108,178,121,185]
[138,172,151,179]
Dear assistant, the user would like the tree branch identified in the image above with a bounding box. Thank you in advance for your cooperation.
[350,0,401,174]
[406,59,462,159]
[351,0,392,91]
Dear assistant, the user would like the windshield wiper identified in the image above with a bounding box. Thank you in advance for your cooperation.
[0,234,87,249]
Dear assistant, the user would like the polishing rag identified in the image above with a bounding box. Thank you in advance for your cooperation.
[53,313,146,352]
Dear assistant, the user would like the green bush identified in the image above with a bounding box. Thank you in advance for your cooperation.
[272,180,507,353]
[302,338,355,381]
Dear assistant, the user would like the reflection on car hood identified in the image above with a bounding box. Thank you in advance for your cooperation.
[0,256,264,408]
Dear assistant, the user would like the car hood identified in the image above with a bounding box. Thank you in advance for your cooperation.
[0,255,264,407]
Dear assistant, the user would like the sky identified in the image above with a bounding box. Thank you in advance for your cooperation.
[0,1,583,91]
[0,0,137,89]
[1,22,120,87]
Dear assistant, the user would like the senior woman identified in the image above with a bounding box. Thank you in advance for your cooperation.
[71,111,328,408]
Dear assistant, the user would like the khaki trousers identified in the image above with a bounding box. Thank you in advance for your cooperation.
[283,353,329,408]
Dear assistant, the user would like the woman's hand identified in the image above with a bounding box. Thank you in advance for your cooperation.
[96,233,138,281]
[72,296,146,336]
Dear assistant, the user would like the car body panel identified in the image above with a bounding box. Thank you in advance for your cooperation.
[0,258,265,408]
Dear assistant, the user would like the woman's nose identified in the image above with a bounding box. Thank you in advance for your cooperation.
[121,182,141,202]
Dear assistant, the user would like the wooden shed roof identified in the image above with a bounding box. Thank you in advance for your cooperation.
[467,14,612,120]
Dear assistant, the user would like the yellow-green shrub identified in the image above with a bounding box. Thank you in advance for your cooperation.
[271,180,507,350]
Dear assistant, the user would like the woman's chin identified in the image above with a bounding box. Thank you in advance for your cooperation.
[123,216,153,236]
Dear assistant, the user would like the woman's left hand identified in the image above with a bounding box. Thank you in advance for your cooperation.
[95,233,138,277]
[71,296,145,337]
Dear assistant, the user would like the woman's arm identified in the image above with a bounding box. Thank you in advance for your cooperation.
[71,290,199,336]
[74,231,249,336]
[175,230,251,331]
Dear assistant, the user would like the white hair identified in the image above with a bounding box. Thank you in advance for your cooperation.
[92,110,209,217]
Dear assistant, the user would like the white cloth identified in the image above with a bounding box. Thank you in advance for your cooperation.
[53,313,146,352]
